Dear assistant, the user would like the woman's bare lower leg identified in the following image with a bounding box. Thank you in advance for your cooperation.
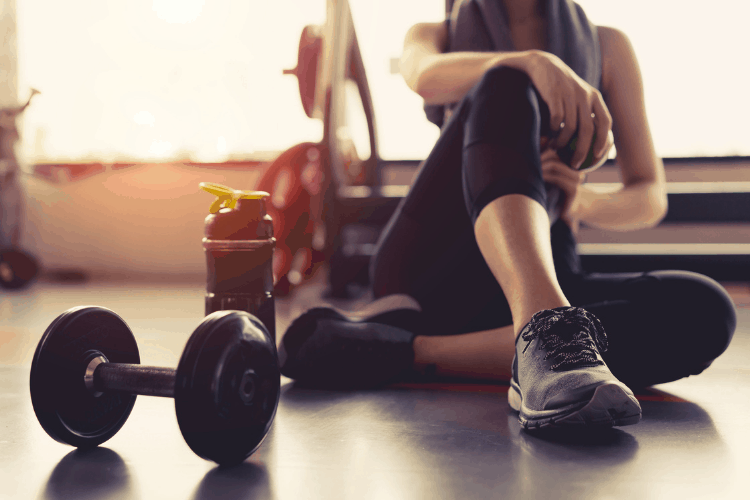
[413,324,516,381]
[410,194,570,380]
[474,194,570,335]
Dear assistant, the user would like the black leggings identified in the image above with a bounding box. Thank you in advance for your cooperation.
[370,66,737,388]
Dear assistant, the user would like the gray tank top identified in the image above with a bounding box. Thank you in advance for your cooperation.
[424,0,602,128]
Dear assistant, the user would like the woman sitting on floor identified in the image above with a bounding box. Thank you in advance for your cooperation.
[277,0,737,430]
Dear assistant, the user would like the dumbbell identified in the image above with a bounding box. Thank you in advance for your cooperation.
[30,306,280,466]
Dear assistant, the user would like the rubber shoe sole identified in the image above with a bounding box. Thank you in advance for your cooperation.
[509,380,642,430]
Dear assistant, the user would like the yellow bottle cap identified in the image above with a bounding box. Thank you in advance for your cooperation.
[199,182,270,214]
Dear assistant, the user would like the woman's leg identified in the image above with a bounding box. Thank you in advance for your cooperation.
[412,218,583,380]
[409,191,735,386]
[462,67,573,334]
[473,195,569,334]
[413,323,517,380]
[371,69,646,429]
[279,68,550,389]
[370,66,565,337]
[368,103,508,336]
[570,270,737,388]
[413,267,737,387]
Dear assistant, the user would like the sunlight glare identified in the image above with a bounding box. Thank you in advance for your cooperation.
[152,0,205,24]
[149,139,173,157]
[216,136,227,154]
[134,111,156,127]
[13,0,749,162]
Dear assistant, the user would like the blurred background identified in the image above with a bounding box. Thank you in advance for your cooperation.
[3,0,750,281]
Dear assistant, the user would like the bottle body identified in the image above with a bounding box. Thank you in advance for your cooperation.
[204,238,276,341]
[202,193,276,342]
[204,292,275,338]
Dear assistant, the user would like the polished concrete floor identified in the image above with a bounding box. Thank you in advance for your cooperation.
[2,275,750,499]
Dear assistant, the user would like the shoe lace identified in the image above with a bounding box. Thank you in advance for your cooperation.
[520,307,608,371]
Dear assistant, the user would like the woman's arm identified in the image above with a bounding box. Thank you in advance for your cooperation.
[402,21,613,168]
[574,26,668,231]
[400,21,533,105]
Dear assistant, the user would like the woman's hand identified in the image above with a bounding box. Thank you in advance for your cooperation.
[521,50,613,170]
[541,149,588,229]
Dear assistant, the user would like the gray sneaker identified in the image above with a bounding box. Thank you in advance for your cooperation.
[509,306,641,429]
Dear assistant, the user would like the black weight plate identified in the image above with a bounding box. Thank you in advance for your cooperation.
[30,306,140,448]
[175,311,280,466]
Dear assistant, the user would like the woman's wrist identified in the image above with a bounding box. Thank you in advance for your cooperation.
[486,50,537,74]
[572,184,604,221]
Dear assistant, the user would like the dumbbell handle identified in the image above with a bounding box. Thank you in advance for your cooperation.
[84,356,258,404]
[86,357,175,398]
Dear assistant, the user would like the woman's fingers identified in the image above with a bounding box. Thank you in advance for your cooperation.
[529,52,613,164]
[555,91,577,149]
[585,96,614,168]
[587,129,615,170]
[570,105,595,169]
[591,95,613,158]
[547,96,566,142]
[540,148,559,161]
[542,160,586,196]
[543,159,586,185]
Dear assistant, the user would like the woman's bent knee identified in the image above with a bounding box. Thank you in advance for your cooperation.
[476,65,532,91]
[464,66,544,147]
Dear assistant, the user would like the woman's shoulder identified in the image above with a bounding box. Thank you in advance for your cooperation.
[597,25,637,60]
[597,26,639,94]
[597,26,631,46]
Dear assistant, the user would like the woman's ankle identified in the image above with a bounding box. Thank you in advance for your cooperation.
[514,299,571,336]
[412,336,435,374]
[410,329,516,381]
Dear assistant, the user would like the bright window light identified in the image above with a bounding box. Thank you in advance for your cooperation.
[15,0,750,163]
[350,0,750,160]
[16,0,325,162]
[152,0,205,24]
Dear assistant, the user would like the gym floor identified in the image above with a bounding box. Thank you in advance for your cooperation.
[2,274,750,500]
